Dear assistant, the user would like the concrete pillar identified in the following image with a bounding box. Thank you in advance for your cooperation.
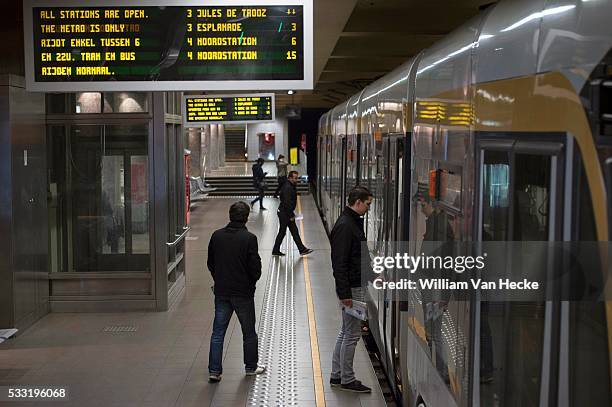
[218,124,226,167]
[187,128,201,178]
[209,124,219,170]
[200,125,211,176]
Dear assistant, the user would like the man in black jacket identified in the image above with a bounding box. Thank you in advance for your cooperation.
[330,186,373,393]
[207,201,266,382]
[271,170,313,256]
[250,158,267,210]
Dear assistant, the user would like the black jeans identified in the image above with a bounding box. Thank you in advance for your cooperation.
[273,176,287,197]
[208,295,258,374]
[251,184,265,208]
[272,211,307,253]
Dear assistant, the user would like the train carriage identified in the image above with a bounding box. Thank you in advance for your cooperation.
[316,0,612,405]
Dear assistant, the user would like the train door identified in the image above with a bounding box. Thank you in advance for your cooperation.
[345,134,358,193]
[476,139,565,407]
[382,135,406,399]
[330,135,343,225]
[376,137,391,355]
[393,136,406,396]
[318,134,330,229]
[317,136,323,209]
[341,136,348,213]
[381,136,393,387]
[361,133,374,239]
[325,135,333,226]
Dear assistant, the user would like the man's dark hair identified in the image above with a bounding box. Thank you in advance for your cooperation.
[229,201,250,223]
[347,186,373,206]
[288,170,298,178]
[256,158,264,164]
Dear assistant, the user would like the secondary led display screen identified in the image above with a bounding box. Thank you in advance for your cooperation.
[24,0,313,92]
[184,94,275,125]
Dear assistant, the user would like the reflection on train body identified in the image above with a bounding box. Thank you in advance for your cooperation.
[316,0,612,405]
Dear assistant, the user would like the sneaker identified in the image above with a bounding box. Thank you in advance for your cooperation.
[208,373,222,383]
[272,251,286,256]
[299,248,314,256]
[245,365,266,376]
[330,377,341,387]
[340,380,371,393]
[261,207,267,210]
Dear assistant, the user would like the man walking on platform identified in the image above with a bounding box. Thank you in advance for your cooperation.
[207,201,266,382]
[330,186,373,393]
[250,158,267,210]
[271,170,313,256]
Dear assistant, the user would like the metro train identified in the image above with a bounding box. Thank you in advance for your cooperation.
[316,0,612,406]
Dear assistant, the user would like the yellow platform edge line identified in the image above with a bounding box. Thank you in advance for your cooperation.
[297,196,326,407]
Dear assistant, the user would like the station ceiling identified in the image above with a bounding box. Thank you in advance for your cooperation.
[274,0,493,110]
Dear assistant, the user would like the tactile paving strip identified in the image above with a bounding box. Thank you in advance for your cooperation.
[247,239,300,406]
[102,325,138,333]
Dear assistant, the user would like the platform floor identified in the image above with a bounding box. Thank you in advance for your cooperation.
[0,196,386,407]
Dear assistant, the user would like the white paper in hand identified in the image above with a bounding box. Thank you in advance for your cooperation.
[342,300,368,321]
[294,213,304,221]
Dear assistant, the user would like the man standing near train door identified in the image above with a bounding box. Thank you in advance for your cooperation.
[330,186,373,393]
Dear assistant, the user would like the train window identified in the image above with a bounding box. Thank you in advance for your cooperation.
[360,134,372,239]
[481,150,510,240]
[412,159,435,253]
[480,150,553,407]
[326,136,332,194]
[419,207,464,394]
[513,154,551,241]
[384,138,394,245]
[439,169,462,209]
[372,151,385,253]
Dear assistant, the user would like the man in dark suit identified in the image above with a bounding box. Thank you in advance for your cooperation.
[250,158,267,210]
[207,201,266,382]
[271,170,313,256]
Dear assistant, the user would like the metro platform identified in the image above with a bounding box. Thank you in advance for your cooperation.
[0,195,386,407]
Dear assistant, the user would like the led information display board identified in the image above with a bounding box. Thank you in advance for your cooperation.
[184,93,275,126]
[24,0,313,92]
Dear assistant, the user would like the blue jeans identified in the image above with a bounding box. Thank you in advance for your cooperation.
[208,295,258,374]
